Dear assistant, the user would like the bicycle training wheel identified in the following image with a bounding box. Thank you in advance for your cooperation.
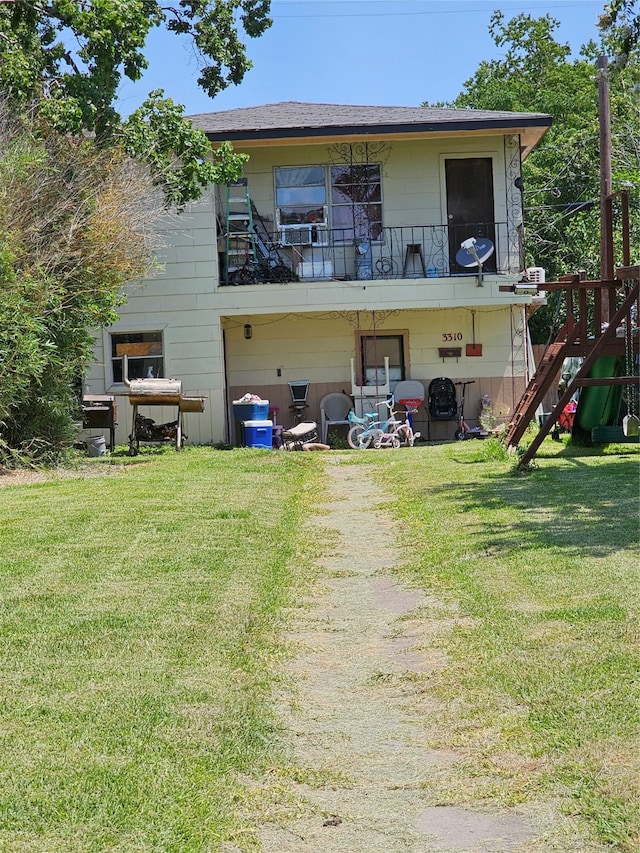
[347,425,371,449]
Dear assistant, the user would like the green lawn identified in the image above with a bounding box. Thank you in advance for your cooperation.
[0,438,638,851]
[0,448,324,852]
[372,437,640,851]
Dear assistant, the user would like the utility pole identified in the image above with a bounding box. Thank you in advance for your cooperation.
[598,55,613,321]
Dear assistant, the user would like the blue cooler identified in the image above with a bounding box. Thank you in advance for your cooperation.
[232,400,269,421]
[242,420,273,449]
[232,399,269,446]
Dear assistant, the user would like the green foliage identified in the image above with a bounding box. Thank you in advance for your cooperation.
[429,11,640,344]
[0,104,164,461]
[121,93,248,209]
[0,0,271,138]
[598,0,640,65]
[0,0,268,206]
[0,1,266,458]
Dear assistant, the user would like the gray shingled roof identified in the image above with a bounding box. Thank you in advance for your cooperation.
[188,100,552,138]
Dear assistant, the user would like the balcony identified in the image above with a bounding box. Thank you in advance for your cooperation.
[223,221,523,285]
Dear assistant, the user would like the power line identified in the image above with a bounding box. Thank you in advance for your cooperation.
[270,0,602,21]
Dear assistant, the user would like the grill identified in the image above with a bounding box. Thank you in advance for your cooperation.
[124,374,206,456]
[129,378,183,403]
[82,395,117,450]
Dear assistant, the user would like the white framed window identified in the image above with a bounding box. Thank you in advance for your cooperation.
[111,332,164,383]
[358,333,406,388]
[274,163,383,243]
[275,166,327,225]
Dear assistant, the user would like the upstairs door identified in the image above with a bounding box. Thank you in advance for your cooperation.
[445,157,496,273]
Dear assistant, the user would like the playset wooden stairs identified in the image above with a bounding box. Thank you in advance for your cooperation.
[505,267,639,467]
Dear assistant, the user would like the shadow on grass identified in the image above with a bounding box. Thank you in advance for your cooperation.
[423,453,639,558]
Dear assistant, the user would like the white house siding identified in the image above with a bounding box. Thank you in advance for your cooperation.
[84,190,227,448]
[84,135,533,448]
[218,134,510,231]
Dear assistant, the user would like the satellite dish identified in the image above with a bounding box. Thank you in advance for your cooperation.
[455,237,495,268]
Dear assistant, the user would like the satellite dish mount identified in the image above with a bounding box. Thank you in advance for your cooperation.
[455,237,495,287]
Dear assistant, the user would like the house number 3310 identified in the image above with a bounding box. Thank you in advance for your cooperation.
[442,332,463,342]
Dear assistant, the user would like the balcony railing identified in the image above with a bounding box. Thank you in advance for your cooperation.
[223,222,523,285]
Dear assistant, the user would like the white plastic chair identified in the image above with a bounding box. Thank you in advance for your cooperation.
[320,392,353,444]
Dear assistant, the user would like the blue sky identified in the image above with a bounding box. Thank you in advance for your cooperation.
[116,0,607,118]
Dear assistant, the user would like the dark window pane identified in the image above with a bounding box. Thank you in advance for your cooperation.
[111,332,163,383]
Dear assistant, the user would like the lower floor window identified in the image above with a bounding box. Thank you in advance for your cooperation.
[111,332,164,383]
[359,333,405,388]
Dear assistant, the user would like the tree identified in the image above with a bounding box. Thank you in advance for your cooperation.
[427,10,640,343]
[598,0,640,64]
[0,2,268,460]
[0,102,168,460]
[0,0,269,205]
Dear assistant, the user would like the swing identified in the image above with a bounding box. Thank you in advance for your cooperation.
[622,305,639,436]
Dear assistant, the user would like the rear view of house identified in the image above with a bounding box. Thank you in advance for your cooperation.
[86,101,551,446]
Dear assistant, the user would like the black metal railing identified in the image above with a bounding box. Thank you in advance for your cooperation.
[223,222,521,285]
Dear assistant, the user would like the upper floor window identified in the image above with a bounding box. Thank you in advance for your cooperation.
[275,166,326,225]
[274,164,383,242]
[111,332,164,384]
[331,164,382,242]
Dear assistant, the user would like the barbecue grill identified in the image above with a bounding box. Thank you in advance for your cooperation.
[123,366,206,455]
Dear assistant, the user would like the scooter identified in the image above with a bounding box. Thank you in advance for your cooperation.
[454,380,487,440]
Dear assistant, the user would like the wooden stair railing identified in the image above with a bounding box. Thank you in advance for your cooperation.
[503,341,566,449]
[516,278,640,468]
[504,319,581,449]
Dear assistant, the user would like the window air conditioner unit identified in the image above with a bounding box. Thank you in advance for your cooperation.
[276,206,329,247]
[526,267,546,284]
[280,226,313,246]
[525,266,546,299]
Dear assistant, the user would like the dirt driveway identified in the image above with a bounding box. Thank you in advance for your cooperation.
[250,456,606,853]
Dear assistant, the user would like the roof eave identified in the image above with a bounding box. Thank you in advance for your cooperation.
[203,117,552,157]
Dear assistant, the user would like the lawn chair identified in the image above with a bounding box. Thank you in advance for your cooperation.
[319,392,352,444]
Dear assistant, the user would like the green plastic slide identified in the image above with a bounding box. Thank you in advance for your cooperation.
[574,355,621,431]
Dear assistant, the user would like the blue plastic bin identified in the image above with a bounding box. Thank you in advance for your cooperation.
[242,420,273,449]
[233,400,269,446]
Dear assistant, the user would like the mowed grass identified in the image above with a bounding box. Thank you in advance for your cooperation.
[369,437,640,851]
[0,447,324,852]
[1,437,638,851]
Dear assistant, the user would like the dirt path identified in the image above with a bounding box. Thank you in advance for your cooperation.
[252,457,599,853]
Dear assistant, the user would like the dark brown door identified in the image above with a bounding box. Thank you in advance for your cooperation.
[445,158,496,272]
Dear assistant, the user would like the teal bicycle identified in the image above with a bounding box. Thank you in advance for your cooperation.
[347,398,404,449]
